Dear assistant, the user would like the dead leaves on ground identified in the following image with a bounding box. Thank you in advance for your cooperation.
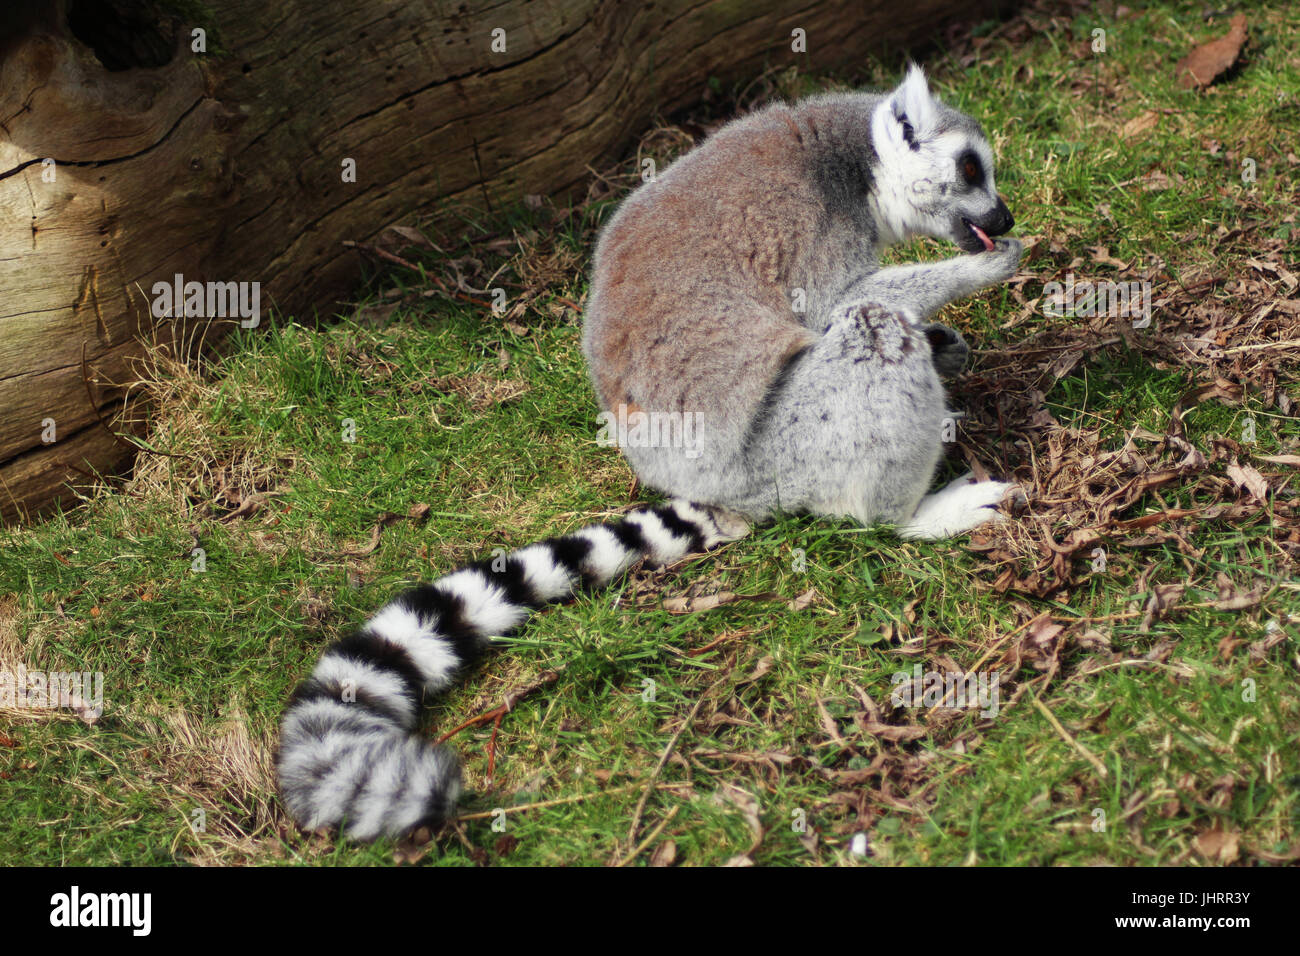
[659,587,821,615]
[929,246,1297,861]
[342,335,531,413]
[964,292,1300,598]
[1194,824,1241,864]
[1224,459,1269,502]
[616,556,829,618]
[1177,13,1248,90]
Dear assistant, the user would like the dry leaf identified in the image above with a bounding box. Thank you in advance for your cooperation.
[1212,583,1263,612]
[738,654,774,685]
[386,225,438,250]
[788,588,818,611]
[1249,623,1289,661]
[816,697,847,748]
[648,840,677,867]
[1020,615,1066,669]
[1140,583,1185,633]
[662,591,736,613]
[494,834,519,857]
[1217,635,1247,660]
[1120,110,1159,139]
[857,717,929,743]
[661,591,777,614]
[1075,629,1112,654]
[1143,635,1179,664]
[1226,460,1269,501]
[1139,169,1174,191]
[1088,245,1130,270]
[1177,13,1247,89]
[1194,825,1240,864]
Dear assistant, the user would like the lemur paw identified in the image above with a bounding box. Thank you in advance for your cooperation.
[922,324,969,377]
[898,472,1022,540]
[980,237,1022,283]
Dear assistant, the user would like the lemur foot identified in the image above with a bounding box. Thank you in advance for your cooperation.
[922,324,969,377]
[898,471,1022,540]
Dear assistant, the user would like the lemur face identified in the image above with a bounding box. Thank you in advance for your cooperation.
[943,137,1015,253]
[871,65,1015,253]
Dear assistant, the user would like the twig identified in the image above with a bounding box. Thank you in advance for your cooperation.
[442,818,478,855]
[342,240,493,309]
[341,239,420,271]
[966,613,1041,674]
[583,163,627,193]
[1030,692,1108,779]
[485,711,505,784]
[1218,338,1300,355]
[615,805,680,868]
[623,680,720,849]
[437,669,562,743]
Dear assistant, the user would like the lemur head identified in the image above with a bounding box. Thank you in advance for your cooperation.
[869,65,1014,253]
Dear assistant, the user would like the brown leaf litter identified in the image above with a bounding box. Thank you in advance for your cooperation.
[1177,13,1248,90]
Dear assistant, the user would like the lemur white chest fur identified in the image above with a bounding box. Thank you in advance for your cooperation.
[276,66,1024,841]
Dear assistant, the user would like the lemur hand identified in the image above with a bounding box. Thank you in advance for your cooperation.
[981,237,1022,283]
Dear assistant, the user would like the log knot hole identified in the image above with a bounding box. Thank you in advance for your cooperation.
[67,0,179,71]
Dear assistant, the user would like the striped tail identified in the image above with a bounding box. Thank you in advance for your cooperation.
[276,500,749,840]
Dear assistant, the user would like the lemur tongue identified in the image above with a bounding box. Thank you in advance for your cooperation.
[969,222,995,252]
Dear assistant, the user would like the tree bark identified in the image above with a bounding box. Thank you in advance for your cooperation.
[0,0,1014,523]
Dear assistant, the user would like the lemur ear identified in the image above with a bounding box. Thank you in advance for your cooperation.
[886,63,937,149]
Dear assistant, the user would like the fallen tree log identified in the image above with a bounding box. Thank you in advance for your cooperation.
[0,0,1014,523]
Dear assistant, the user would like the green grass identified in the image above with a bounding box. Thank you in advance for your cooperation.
[2,0,1298,866]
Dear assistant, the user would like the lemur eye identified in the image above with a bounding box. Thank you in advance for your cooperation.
[958,152,984,186]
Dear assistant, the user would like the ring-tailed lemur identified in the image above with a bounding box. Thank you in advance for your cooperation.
[277,65,1023,840]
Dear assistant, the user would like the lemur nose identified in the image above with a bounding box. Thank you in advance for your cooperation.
[988,196,1014,236]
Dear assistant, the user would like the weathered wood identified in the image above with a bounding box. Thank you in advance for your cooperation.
[0,0,1014,523]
